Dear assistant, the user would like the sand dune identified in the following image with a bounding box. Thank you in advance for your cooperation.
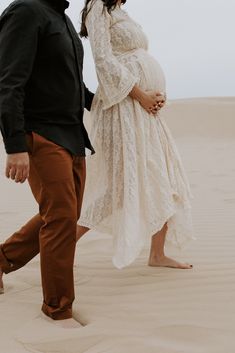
[0,97,235,353]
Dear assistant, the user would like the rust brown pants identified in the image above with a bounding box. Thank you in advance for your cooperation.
[0,132,86,320]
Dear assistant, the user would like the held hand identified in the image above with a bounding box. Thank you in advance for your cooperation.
[140,91,166,115]
[5,152,30,183]
[155,91,167,110]
[129,85,166,115]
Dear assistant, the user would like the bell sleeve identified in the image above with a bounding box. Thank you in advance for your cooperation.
[86,0,137,110]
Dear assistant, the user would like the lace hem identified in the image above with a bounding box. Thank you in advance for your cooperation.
[78,198,195,269]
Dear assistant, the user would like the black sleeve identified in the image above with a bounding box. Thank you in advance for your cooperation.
[84,83,94,111]
[0,3,40,154]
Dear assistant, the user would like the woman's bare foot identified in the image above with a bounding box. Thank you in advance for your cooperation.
[148,255,193,269]
[0,267,4,294]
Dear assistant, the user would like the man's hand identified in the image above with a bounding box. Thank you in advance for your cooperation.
[5,152,30,183]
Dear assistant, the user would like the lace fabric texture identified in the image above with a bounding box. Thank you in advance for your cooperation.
[79,0,195,269]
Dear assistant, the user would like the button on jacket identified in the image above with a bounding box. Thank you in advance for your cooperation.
[0,0,95,155]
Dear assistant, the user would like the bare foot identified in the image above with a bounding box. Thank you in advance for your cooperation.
[41,313,83,329]
[148,255,193,269]
[0,267,4,294]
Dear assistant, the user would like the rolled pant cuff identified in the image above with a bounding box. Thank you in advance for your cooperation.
[0,245,14,274]
[42,303,73,320]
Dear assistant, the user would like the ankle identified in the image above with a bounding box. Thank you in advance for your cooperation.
[150,253,165,261]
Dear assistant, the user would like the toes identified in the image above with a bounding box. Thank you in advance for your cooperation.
[169,261,192,269]
[181,263,193,269]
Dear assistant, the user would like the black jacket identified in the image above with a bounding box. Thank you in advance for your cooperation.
[0,0,95,155]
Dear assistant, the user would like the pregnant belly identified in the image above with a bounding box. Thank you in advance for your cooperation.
[119,48,166,93]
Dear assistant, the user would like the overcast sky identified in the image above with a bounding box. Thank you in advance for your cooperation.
[0,0,234,99]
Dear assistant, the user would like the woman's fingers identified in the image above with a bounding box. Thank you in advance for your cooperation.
[156,95,165,103]
[155,92,167,106]
[149,105,160,115]
[140,90,166,115]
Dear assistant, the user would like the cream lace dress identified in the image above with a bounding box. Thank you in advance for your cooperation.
[79,0,194,269]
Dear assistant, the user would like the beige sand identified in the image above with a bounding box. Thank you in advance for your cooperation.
[0,97,235,353]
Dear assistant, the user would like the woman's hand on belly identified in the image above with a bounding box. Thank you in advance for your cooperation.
[129,85,166,115]
[154,91,167,111]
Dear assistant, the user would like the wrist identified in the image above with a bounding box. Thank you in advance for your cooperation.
[129,85,145,103]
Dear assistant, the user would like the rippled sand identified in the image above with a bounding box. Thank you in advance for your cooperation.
[0,97,235,353]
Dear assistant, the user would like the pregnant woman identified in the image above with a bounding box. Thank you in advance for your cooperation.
[77,0,194,269]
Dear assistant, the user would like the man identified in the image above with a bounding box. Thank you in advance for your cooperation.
[0,0,94,327]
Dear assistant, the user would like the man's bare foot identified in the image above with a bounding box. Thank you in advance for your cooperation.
[41,313,83,329]
[148,255,193,269]
[0,267,4,294]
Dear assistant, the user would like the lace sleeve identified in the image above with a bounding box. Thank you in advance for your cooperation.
[86,0,137,110]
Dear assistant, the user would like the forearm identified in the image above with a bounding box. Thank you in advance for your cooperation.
[129,84,146,103]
